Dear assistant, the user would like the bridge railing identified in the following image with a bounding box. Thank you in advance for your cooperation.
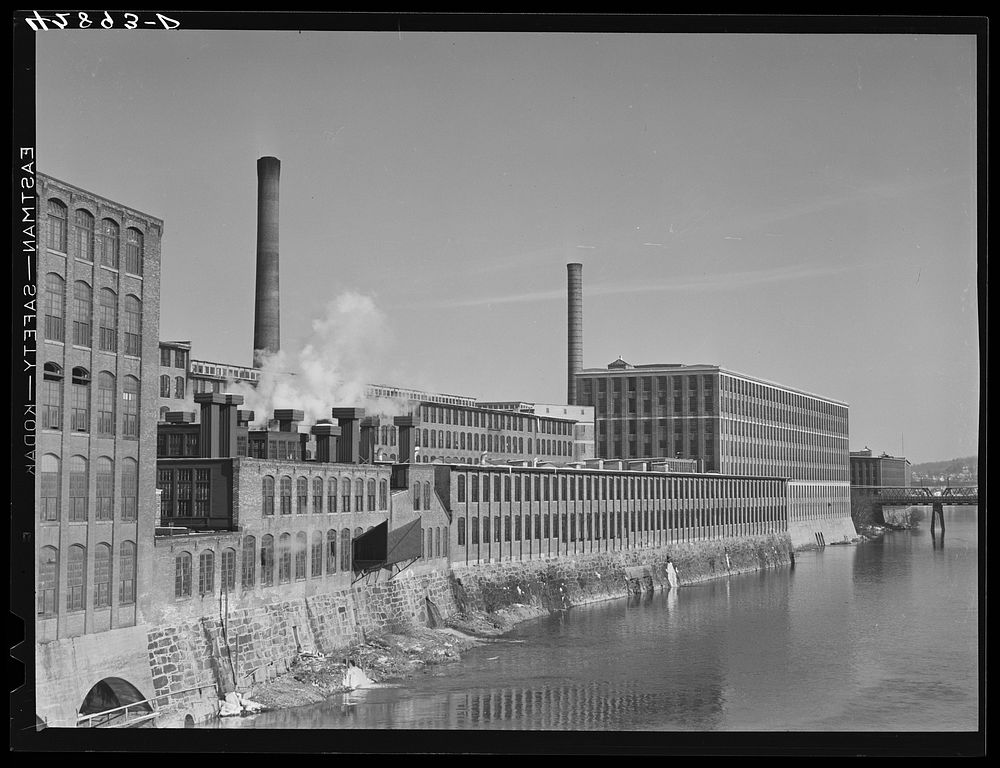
[76,682,219,728]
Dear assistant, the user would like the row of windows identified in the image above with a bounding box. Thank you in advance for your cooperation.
[160,347,188,369]
[456,472,783,505]
[43,273,142,354]
[41,364,140,437]
[160,375,185,399]
[37,541,136,616]
[261,476,389,515]
[158,468,213,518]
[416,429,571,457]
[39,454,139,522]
[46,199,146,275]
[419,404,572,436]
[454,502,785,548]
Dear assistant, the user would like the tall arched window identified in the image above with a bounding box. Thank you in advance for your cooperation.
[100,218,120,269]
[426,528,433,560]
[423,482,431,510]
[120,458,138,521]
[311,532,323,577]
[125,227,144,275]
[471,476,479,502]
[69,455,88,522]
[47,199,67,252]
[71,367,90,432]
[494,475,501,502]
[355,480,363,512]
[221,548,236,592]
[262,476,275,515]
[313,477,324,513]
[98,288,117,352]
[435,527,441,558]
[40,454,61,521]
[280,477,292,515]
[326,529,337,573]
[342,479,351,513]
[174,376,185,399]
[328,477,338,513]
[122,376,139,438]
[119,541,136,604]
[296,477,308,514]
[241,536,256,588]
[278,533,291,583]
[457,475,466,502]
[38,546,59,616]
[43,273,65,342]
[367,479,376,511]
[295,532,307,580]
[413,482,420,511]
[97,372,116,435]
[123,295,142,356]
[340,529,352,572]
[260,535,274,587]
[457,518,466,546]
[72,281,92,347]
[198,550,215,595]
[174,551,192,598]
[482,476,491,503]
[504,476,511,502]
[75,209,95,261]
[379,479,388,510]
[67,544,87,611]
[42,363,63,430]
[96,456,114,520]
[93,543,112,608]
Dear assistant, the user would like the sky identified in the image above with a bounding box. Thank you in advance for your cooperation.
[33,25,980,464]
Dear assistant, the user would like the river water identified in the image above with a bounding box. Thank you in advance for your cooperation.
[213,508,979,732]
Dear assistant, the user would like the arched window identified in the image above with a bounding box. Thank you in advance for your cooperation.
[278,533,292,583]
[504,475,511,502]
[160,374,171,398]
[198,550,215,596]
[341,529,352,572]
[175,551,192,598]
[426,528,433,560]
[69,455,89,522]
[457,475,466,502]
[280,476,292,515]
[413,482,420,511]
[422,428,428,447]
[483,476,491,503]
[471,476,479,502]
[471,517,479,545]
[44,273,65,342]
[123,295,141,356]
[67,544,87,611]
[366,479,375,511]
[93,543,112,608]
[494,476,501,502]
[174,376,185,399]
[482,515,491,544]
[296,477,308,514]
[342,479,351,513]
[98,288,117,352]
[379,479,388,510]
[355,480,364,512]
[122,376,139,438]
[313,476,324,513]
[125,227,144,275]
[96,456,114,520]
[295,532,308,580]
[326,529,337,573]
[42,363,63,430]
[70,367,90,432]
[423,482,431,510]
[328,477,338,513]
[72,281,92,347]
[120,458,138,521]
[40,454,61,522]
[97,372,116,435]
[457,518,466,546]
[241,536,256,588]
[119,541,136,604]
[260,535,274,587]
[220,548,236,593]
[435,527,441,558]
[100,218,120,269]
[311,531,323,577]
[75,209,95,261]
[47,199,67,252]
[38,546,59,616]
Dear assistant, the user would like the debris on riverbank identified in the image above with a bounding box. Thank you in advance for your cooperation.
[243,627,484,712]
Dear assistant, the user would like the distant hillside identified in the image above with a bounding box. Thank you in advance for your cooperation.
[910,456,978,478]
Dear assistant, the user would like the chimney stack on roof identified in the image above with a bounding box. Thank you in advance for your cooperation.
[253,156,281,368]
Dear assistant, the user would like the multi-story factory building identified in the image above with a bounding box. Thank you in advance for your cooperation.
[850,449,911,487]
[35,173,163,724]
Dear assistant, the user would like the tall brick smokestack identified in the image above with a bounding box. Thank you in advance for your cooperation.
[253,156,281,368]
[567,262,583,405]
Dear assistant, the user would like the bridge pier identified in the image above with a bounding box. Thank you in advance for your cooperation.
[930,502,945,534]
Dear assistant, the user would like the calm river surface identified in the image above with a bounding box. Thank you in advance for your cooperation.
[214,508,979,732]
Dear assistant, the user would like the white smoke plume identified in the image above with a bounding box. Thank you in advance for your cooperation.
[230,291,409,428]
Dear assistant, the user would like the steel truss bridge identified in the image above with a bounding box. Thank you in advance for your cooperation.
[851,485,979,507]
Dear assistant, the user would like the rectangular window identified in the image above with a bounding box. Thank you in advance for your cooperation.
[195,469,211,515]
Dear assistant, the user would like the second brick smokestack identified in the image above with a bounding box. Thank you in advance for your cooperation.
[567,262,583,404]
[253,156,281,368]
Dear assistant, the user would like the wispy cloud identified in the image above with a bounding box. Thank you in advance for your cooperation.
[415,261,863,309]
